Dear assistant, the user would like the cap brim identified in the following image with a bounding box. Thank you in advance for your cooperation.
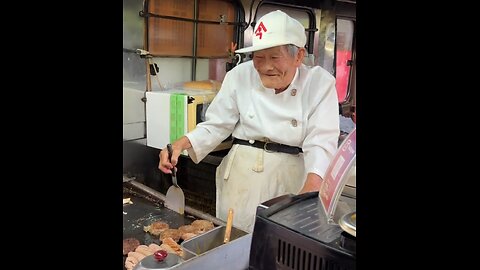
[235,42,287,53]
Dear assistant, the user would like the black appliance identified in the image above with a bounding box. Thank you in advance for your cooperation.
[248,192,355,270]
[249,128,356,270]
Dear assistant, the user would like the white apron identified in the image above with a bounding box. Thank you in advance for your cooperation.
[215,144,305,233]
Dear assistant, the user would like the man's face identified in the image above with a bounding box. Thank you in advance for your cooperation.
[252,46,303,91]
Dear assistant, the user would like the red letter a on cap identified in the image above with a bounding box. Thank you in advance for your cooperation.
[255,22,268,39]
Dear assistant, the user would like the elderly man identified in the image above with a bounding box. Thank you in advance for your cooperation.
[159,10,340,232]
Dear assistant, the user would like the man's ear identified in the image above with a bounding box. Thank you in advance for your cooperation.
[295,48,306,66]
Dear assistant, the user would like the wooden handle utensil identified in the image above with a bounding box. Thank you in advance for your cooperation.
[224,208,234,243]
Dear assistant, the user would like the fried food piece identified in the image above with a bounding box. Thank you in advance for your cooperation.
[144,220,169,236]
[159,243,177,254]
[159,228,181,242]
[178,224,198,234]
[162,237,184,257]
[191,219,214,233]
[135,245,154,256]
[127,251,146,262]
[125,255,138,270]
[123,237,140,255]
[125,251,145,270]
[181,232,198,241]
[148,243,162,253]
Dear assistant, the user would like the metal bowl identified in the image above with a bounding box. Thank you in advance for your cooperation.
[338,211,356,237]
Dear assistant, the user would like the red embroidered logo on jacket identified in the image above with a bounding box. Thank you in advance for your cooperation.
[255,22,267,39]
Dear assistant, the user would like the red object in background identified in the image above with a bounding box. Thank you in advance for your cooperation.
[335,50,352,103]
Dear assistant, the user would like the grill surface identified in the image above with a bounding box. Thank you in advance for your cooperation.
[123,188,196,269]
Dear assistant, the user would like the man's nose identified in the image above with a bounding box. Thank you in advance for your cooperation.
[262,58,274,70]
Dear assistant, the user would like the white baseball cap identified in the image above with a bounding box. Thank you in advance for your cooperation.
[235,10,306,53]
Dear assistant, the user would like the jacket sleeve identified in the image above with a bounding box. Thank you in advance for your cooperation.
[186,71,240,163]
[302,71,340,179]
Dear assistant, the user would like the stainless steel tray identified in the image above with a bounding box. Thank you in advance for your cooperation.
[178,225,252,270]
[181,225,248,255]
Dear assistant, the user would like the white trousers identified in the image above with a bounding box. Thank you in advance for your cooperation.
[215,144,305,233]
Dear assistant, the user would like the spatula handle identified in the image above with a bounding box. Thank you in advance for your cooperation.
[166,144,176,177]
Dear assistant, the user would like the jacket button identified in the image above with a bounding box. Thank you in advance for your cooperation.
[291,119,297,127]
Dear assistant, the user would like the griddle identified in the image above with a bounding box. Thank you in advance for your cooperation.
[122,181,250,269]
[123,195,195,245]
[123,189,195,270]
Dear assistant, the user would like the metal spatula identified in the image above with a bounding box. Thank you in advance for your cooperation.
[165,144,185,215]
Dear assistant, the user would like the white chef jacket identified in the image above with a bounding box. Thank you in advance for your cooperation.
[186,60,340,232]
[186,60,340,180]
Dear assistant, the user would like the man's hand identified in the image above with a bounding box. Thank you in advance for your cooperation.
[298,173,323,194]
[158,136,192,174]
[158,146,175,174]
